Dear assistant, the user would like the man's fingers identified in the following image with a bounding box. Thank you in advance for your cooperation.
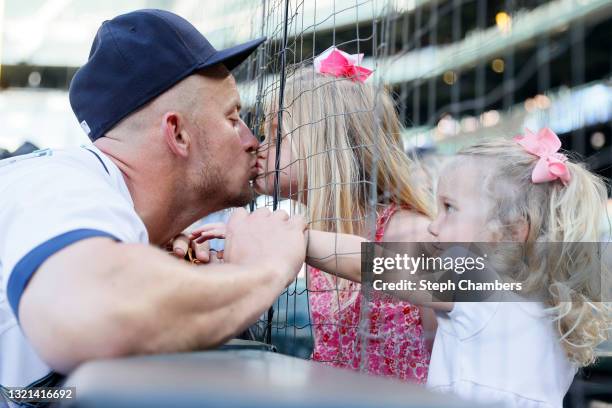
[273,210,290,221]
[192,240,211,263]
[194,232,225,244]
[172,234,190,257]
[253,207,272,217]
[193,228,226,244]
[190,223,227,237]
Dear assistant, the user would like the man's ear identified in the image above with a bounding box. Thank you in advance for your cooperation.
[161,112,190,158]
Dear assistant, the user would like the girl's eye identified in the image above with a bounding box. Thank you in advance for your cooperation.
[257,123,266,142]
[444,202,456,213]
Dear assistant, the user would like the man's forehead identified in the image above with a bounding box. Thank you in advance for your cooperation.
[201,72,241,107]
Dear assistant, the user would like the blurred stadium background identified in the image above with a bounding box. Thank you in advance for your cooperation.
[0,0,610,406]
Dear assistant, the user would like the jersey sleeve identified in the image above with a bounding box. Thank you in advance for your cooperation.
[0,159,147,321]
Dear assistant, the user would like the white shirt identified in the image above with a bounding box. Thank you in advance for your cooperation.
[427,301,577,407]
[0,145,148,389]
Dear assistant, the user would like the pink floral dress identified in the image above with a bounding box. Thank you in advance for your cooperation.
[308,204,430,383]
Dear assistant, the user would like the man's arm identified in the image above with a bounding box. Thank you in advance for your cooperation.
[19,208,305,374]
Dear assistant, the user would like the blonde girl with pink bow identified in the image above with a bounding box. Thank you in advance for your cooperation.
[251,47,436,382]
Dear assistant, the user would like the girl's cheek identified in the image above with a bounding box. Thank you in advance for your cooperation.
[265,149,276,172]
[441,218,463,241]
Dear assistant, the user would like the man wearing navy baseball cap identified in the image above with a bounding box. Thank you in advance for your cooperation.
[0,9,306,388]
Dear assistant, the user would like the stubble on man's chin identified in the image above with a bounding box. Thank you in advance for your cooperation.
[197,158,256,209]
[227,182,255,208]
[199,176,254,211]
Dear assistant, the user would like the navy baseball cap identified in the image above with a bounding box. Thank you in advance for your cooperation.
[69,9,265,141]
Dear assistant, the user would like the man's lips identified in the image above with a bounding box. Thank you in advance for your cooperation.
[254,162,265,174]
[250,161,263,179]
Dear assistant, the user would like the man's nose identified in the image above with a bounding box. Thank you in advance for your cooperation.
[239,119,259,153]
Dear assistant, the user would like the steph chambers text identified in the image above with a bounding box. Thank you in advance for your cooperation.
[372,279,523,293]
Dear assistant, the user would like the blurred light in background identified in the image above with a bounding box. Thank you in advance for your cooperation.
[590,132,605,149]
[491,58,505,73]
[480,110,501,128]
[524,98,537,112]
[534,94,551,110]
[436,115,460,138]
[28,71,41,87]
[443,70,457,85]
[495,11,512,33]
[460,117,479,133]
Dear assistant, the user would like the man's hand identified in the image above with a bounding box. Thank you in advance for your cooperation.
[188,209,307,285]
[168,222,227,263]
[224,208,306,286]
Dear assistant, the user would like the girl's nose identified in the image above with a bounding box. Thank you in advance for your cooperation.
[256,144,268,160]
[428,217,440,237]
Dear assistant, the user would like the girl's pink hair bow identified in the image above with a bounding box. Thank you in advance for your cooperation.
[513,128,571,185]
[313,46,373,83]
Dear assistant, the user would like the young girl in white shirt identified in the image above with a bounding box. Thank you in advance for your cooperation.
[416,129,611,407]
[306,129,610,406]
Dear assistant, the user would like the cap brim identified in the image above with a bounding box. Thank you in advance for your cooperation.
[202,37,266,71]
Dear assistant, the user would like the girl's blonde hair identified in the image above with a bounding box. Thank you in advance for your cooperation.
[267,68,432,303]
[458,138,611,366]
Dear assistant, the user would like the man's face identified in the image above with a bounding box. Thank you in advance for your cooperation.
[188,69,259,209]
